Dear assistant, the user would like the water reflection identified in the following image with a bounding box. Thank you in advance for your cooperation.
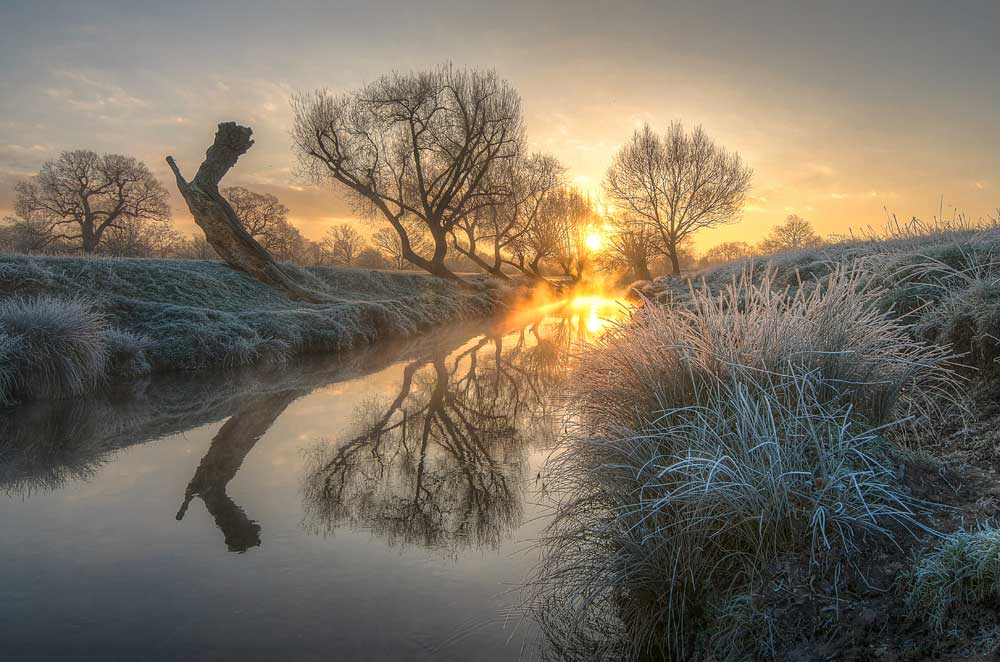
[0,297,628,558]
[0,297,631,662]
[299,299,628,555]
[176,390,301,552]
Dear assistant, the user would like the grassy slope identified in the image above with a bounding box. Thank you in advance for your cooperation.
[642,228,1000,373]
[542,228,1000,661]
[0,255,510,400]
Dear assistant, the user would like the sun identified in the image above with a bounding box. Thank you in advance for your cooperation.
[585,231,603,252]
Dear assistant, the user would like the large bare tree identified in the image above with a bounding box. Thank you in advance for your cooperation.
[451,152,564,279]
[291,64,524,280]
[604,122,753,275]
[13,150,171,253]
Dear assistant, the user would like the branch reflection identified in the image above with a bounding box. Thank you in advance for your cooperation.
[302,308,597,554]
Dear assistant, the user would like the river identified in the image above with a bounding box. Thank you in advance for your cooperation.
[0,297,627,662]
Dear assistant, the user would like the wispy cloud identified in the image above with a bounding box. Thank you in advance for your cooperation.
[44,68,148,117]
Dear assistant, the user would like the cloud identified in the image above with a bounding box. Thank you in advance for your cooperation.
[829,190,894,200]
[44,68,148,117]
[0,143,56,177]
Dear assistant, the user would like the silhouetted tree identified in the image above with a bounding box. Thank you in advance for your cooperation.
[604,122,752,275]
[373,224,430,270]
[451,152,564,278]
[758,214,823,253]
[102,216,185,258]
[178,235,218,260]
[324,223,367,265]
[222,186,290,245]
[603,219,657,281]
[506,187,590,281]
[552,188,596,282]
[291,64,524,280]
[699,240,753,267]
[354,246,389,269]
[13,150,171,253]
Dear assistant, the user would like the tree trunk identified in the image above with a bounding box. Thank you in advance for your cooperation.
[449,232,509,279]
[668,248,681,275]
[166,122,328,303]
[428,227,454,278]
[632,258,653,282]
[81,223,99,254]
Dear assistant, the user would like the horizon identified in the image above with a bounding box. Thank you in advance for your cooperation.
[1,0,998,251]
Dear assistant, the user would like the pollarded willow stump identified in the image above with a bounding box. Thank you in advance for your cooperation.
[167,122,327,303]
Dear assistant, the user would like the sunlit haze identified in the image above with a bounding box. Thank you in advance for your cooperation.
[1,0,998,250]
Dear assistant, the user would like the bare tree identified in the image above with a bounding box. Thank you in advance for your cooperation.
[354,246,389,269]
[178,235,218,260]
[451,152,564,278]
[13,150,171,253]
[221,186,290,244]
[373,224,430,270]
[324,223,367,265]
[757,214,822,254]
[102,216,185,258]
[603,219,657,281]
[551,188,595,282]
[291,64,524,280]
[505,187,577,280]
[604,122,752,275]
[699,240,753,267]
[167,122,327,302]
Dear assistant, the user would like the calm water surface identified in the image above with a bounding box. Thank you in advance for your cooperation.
[0,299,625,662]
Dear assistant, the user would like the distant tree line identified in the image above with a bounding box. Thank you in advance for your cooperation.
[3,63,822,282]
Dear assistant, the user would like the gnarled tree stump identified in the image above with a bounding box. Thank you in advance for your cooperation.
[167,122,327,303]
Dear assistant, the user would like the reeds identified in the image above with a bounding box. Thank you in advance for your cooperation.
[531,264,960,660]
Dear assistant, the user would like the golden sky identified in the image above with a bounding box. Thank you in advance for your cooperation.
[1,0,997,251]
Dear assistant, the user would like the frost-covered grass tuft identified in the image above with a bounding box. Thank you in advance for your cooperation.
[576,265,958,438]
[105,328,153,377]
[0,296,110,404]
[531,264,959,661]
[907,527,1000,631]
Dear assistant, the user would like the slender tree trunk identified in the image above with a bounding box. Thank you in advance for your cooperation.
[449,232,509,279]
[166,122,328,303]
[668,247,681,275]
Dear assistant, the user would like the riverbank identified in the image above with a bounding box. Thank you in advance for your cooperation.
[0,255,518,406]
[537,227,1000,661]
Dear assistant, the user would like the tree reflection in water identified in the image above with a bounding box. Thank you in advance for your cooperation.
[176,390,301,552]
[0,296,626,557]
[301,306,604,554]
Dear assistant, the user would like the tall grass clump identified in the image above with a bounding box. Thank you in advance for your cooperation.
[891,240,1000,371]
[531,265,959,661]
[906,526,1000,631]
[0,296,110,404]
